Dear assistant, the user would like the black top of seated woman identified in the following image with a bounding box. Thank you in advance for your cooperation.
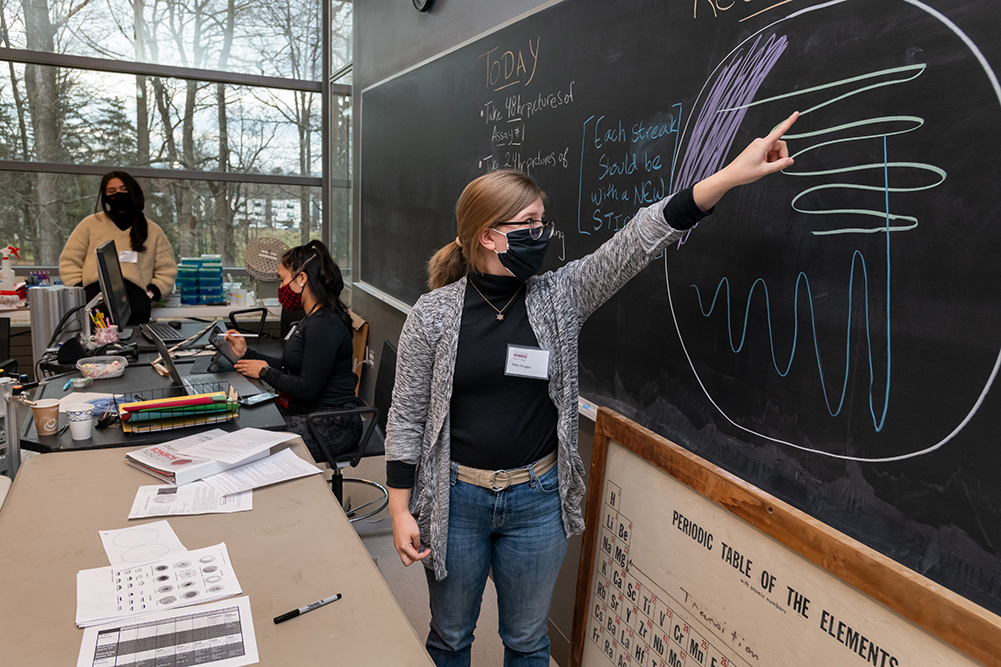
[244,307,357,414]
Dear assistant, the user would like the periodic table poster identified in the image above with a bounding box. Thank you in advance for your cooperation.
[572,413,996,667]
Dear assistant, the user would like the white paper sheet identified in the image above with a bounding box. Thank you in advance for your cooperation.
[166,428,229,451]
[181,428,298,464]
[99,520,188,568]
[57,392,115,412]
[201,448,321,496]
[76,596,259,667]
[76,542,241,628]
[128,483,253,519]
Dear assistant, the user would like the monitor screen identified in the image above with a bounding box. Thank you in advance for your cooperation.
[95,240,132,328]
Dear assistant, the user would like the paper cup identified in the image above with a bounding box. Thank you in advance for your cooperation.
[31,398,61,436]
[66,403,94,440]
[95,325,119,345]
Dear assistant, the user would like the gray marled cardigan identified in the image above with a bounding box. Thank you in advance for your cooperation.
[385,194,690,581]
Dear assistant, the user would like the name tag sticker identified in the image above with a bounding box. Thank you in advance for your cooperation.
[118,250,138,263]
[505,344,550,380]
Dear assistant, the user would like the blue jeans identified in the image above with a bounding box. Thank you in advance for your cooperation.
[425,462,568,667]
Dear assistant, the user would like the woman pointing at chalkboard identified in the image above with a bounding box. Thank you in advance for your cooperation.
[385,111,799,666]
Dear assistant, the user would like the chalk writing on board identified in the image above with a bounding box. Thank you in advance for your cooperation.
[578,106,683,237]
[666,0,1001,462]
[479,36,540,91]
[479,82,575,172]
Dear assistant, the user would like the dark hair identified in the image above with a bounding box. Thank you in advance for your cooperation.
[282,240,352,327]
[96,170,148,253]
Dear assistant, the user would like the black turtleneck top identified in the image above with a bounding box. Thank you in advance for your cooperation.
[448,271,559,469]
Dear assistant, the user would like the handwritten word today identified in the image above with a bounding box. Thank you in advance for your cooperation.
[479,36,540,91]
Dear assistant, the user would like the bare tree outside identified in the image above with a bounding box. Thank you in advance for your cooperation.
[0,0,349,268]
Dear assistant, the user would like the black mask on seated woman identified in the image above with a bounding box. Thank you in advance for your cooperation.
[105,192,140,229]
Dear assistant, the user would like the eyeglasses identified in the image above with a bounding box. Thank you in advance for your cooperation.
[492,219,556,241]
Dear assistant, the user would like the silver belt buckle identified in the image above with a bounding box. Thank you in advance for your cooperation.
[490,470,511,492]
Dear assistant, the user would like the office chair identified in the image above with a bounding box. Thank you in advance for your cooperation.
[228,307,269,337]
[305,339,397,523]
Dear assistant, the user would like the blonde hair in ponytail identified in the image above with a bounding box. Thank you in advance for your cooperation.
[427,169,546,290]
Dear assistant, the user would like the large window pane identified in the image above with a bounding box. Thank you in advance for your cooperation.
[0,64,324,175]
[1,172,327,267]
[2,0,351,80]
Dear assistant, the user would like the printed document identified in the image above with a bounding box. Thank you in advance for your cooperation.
[99,520,187,569]
[76,596,259,667]
[201,447,321,496]
[182,428,298,464]
[128,482,253,519]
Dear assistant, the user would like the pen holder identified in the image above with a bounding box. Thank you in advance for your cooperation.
[95,325,119,345]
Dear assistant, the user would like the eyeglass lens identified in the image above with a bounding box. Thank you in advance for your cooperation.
[530,220,554,240]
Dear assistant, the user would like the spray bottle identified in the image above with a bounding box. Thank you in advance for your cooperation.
[0,246,19,294]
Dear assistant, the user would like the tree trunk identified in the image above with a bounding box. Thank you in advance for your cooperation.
[20,0,65,264]
[212,0,236,264]
[176,81,198,256]
[212,82,234,264]
[298,90,311,244]
[134,0,149,166]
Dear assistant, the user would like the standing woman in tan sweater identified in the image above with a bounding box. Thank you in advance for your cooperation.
[59,171,177,324]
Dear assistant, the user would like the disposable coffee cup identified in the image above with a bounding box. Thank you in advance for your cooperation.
[66,403,94,440]
[31,398,61,436]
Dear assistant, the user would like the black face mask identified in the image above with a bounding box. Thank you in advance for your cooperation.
[494,227,550,282]
[105,192,138,228]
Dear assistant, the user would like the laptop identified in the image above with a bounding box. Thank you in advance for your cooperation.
[141,324,262,399]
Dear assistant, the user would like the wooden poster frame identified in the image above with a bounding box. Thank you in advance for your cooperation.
[569,407,1001,667]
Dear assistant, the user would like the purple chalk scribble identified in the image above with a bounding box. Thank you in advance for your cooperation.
[675,34,788,246]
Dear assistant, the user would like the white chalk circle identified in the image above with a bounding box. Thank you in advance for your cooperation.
[667,0,1001,462]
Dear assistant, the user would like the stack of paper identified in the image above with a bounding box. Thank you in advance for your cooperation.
[77,521,244,628]
[125,429,296,486]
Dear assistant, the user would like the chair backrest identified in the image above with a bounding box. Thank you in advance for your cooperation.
[373,339,398,435]
[228,307,268,337]
[306,338,398,468]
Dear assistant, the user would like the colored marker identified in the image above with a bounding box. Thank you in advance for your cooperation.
[273,593,342,624]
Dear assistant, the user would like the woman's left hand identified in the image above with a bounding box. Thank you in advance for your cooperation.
[234,359,268,379]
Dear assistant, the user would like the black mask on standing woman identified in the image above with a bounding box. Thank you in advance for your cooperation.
[105,192,139,230]
[494,227,550,282]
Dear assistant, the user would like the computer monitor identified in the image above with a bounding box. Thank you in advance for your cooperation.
[95,239,133,334]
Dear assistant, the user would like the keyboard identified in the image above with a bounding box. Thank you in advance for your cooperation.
[142,321,186,343]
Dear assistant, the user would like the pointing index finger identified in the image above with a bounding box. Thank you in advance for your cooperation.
[767,111,799,141]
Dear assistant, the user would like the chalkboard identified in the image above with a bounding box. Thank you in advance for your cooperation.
[572,409,1000,666]
[359,0,1001,617]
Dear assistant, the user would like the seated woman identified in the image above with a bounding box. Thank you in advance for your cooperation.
[225,240,360,461]
[59,171,177,324]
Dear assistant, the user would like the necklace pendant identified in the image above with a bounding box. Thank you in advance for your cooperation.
[496,313,505,321]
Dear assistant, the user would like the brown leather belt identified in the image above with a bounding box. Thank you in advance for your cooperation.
[453,450,558,491]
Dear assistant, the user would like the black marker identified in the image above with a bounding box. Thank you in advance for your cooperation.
[273,593,342,624]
